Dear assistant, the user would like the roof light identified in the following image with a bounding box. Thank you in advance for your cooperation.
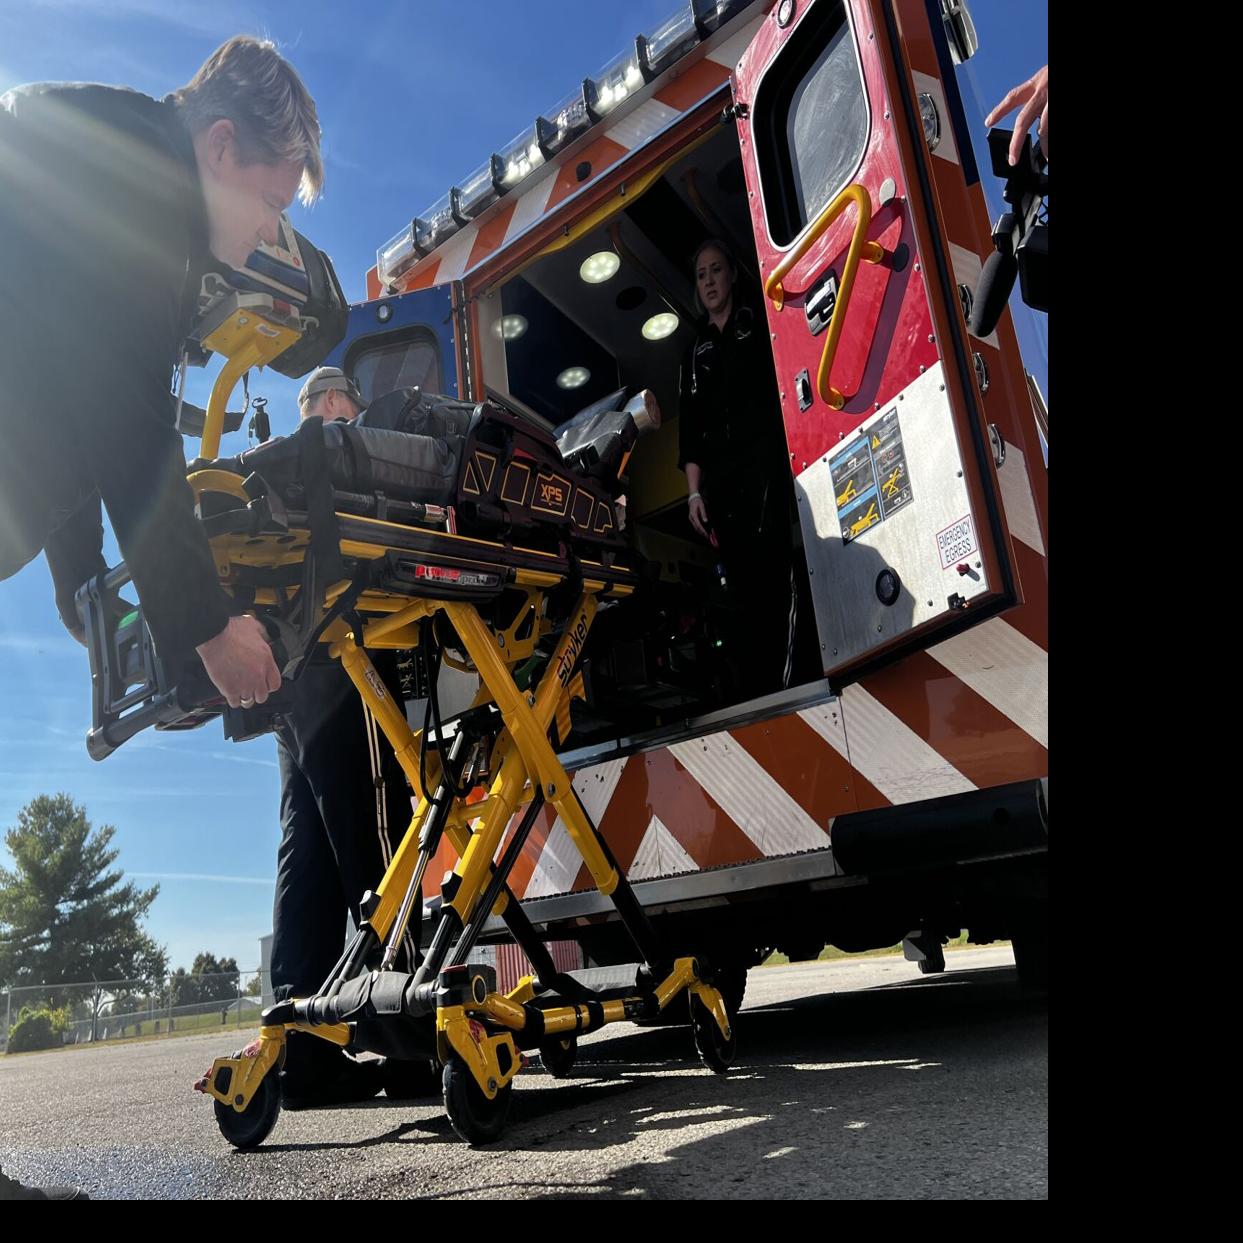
[639,7,703,78]
[377,222,417,287]
[591,48,648,118]
[455,155,506,219]
[542,85,599,153]
[642,312,679,340]
[580,251,621,284]
[413,194,460,257]
[495,123,548,190]
[557,366,591,389]
[492,314,528,341]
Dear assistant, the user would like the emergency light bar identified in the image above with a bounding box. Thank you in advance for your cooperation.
[377,0,758,287]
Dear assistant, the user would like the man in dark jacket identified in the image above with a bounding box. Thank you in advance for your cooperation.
[0,35,324,710]
[270,368,428,1108]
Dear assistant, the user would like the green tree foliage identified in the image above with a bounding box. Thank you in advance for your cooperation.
[7,1004,68,1053]
[170,952,241,1007]
[0,795,168,1000]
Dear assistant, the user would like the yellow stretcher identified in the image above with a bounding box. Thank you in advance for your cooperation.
[81,288,735,1147]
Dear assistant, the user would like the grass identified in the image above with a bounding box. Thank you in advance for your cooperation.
[4,1009,264,1058]
[761,932,1010,967]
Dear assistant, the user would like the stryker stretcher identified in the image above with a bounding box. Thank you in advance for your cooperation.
[78,225,735,1147]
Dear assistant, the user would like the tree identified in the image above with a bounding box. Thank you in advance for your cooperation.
[170,951,240,1007]
[0,794,168,999]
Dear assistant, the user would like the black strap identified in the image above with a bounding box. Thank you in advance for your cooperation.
[285,563,373,683]
[296,415,346,588]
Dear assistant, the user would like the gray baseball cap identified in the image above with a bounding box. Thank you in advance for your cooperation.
[298,366,365,410]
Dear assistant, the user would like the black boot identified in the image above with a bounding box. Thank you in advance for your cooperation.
[279,1031,385,1110]
[0,1165,89,1200]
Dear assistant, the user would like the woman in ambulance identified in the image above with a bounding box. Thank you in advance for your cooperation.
[677,238,799,699]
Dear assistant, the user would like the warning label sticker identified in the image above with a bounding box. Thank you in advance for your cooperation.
[936,514,977,569]
[832,407,914,544]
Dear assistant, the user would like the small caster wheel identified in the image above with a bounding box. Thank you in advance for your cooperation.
[690,992,736,1074]
[539,1036,577,1078]
[383,1057,441,1100]
[213,1054,281,1150]
[442,1056,512,1145]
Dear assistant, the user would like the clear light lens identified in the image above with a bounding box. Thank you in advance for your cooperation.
[579,251,621,284]
[492,314,529,341]
[557,366,591,389]
[642,312,679,340]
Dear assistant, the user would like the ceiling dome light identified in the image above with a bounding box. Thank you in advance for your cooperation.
[579,251,621,284]
[557,366,591,389]
[492,314,528,341]
[641,312,679,340]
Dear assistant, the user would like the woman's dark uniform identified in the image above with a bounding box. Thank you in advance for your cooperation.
[677,303,799,698]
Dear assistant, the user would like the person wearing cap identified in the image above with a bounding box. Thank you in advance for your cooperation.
[0,36,324,713]
[297,365,365,417]
[268,368,452,1108]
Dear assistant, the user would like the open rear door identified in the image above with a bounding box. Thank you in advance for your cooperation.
[733,0,1024,688]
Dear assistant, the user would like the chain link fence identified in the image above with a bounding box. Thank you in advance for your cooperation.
[1,971,274,1053]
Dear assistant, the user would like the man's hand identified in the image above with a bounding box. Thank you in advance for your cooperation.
[986,65,1048,165]
[196,614,282,708]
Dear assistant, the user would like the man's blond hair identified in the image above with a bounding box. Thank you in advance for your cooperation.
[173,35,323,206]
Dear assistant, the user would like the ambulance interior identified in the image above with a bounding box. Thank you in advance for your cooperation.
[474,125,823,747]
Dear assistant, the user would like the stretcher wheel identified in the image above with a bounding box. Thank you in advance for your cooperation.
[539,1036,577,1078]
[690,993,736,1075]
[383,1057,441,1100]
[442,1056,512,1145]
[213,1057,282,1150]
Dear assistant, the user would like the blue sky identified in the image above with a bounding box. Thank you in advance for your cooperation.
[0,0,1047,975]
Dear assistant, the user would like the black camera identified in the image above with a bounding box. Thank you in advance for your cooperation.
[968,128,1048,337]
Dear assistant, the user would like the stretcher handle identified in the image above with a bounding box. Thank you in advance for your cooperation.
[764,183,887,410]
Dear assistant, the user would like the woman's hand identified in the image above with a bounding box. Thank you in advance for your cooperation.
[689,493,710,541]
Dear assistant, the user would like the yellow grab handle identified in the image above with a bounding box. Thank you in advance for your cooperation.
[764,183,887,410]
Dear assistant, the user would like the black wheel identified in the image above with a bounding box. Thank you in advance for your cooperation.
[716,965,748,1017]
[442,1056,512,1145]
[639,963,748,1027]
[690,991,736,1074]
[917,944,946,975]
[213,1058,281,1150]
[383,1057,441,1100]
[538,1036,577,1079]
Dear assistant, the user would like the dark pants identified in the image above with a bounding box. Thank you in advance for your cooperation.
[270,658,415,1020]
[709,469,798,699]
